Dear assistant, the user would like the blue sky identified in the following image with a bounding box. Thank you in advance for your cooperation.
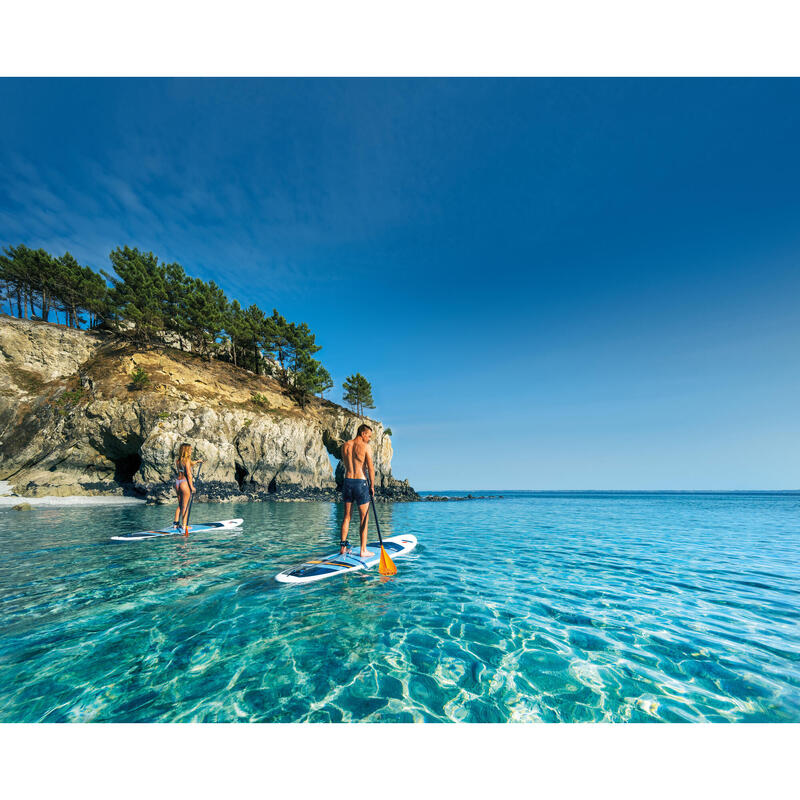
[2,78,799,489]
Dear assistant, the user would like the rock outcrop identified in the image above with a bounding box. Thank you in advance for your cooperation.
[0,315,418,503]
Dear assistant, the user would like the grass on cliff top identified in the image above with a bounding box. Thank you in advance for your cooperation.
[3,315,373,424]
[77,340,351,421]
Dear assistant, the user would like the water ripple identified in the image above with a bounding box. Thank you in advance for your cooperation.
[0,493,799,721]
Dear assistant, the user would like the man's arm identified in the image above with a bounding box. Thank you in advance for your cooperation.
[365,447,375,495]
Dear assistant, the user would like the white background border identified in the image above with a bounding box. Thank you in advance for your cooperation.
[2,2,799,796]
[1,1,800,76]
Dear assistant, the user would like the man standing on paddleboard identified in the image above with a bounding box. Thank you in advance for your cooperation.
[340,424,375,557]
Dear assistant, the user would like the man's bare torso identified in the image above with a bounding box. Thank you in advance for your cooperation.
[342,438,368,480]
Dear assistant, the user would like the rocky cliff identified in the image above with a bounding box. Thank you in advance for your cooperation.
[0,315,418,503]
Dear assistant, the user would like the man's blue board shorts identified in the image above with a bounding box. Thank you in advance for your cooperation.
[343,478,370,505]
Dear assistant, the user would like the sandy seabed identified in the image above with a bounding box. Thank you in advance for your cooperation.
[0,481,145,506]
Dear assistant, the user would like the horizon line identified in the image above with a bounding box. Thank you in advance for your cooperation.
[418,488,800,493]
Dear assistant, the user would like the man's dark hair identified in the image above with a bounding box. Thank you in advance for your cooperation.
[357,424,372,436]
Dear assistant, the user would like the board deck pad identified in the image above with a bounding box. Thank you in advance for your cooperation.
[275,534,418,584]
[110,518,243,541]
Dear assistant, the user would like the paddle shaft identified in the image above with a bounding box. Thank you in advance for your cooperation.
[366,473,385,546]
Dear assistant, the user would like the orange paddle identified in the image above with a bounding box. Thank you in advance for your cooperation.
[367,474,397,576]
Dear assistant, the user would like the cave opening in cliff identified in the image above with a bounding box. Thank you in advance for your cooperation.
[113,452,142,485]
[234,463,248,490]
[267,476,277,493]
[322,431,342,490]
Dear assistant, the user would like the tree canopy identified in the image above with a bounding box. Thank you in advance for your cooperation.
[342,373,375,417]
[1,244,107,328]
[0,241,341,410]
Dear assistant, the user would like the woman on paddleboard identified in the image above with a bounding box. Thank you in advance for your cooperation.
[173,443,203,536]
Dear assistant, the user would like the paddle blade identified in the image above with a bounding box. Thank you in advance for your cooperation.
[379,546,397,576]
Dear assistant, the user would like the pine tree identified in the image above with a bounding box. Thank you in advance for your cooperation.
[1,245,109,328]
[243,304,268,374]
[79,266,109,328]
[0,245,27,318]
[103,247,168,343]
[224,299,246,367]
[163,261,191,348]
[269,310,291,377]
[285,321,321,387]
[315,365,333,398]
[1,245,43,319]
[342,373,375,417]
[182,278,228,358]
[53,252,83,327]
[28,247,56,320]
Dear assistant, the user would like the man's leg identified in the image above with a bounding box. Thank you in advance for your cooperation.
[340,501,352,553]
[358,502,370,556]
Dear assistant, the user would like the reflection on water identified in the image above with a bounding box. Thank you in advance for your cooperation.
[0,492,799,721]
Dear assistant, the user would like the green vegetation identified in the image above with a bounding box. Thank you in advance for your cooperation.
[315,366,334,399]
[384,428,393,436]
[342,373,375,417]
[1,242,334,410]
[0,244,107,328]
[129,366,151,390]
[250,392,270,410]
[54,385,84,414]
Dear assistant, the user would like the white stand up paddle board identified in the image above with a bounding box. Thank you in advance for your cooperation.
[110,518,243,541]
[275,534,417,584]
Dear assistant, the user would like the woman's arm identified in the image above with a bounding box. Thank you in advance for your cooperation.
[186,462,194,493]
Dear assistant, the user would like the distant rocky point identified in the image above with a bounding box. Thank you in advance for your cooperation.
[422,494,505,501]
[0,315,418,504]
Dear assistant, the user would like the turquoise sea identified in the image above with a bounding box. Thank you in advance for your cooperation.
[1,491,799,722]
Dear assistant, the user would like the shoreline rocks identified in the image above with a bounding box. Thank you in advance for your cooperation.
[140,478,422,505]
[422,494,505,501]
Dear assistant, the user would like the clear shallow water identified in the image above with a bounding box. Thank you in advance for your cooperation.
[1,492,799,722]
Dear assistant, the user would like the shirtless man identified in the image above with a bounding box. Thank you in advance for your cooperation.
[340,424,375,557]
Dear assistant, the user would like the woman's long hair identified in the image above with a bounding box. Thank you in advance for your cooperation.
[176,443,192,469]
